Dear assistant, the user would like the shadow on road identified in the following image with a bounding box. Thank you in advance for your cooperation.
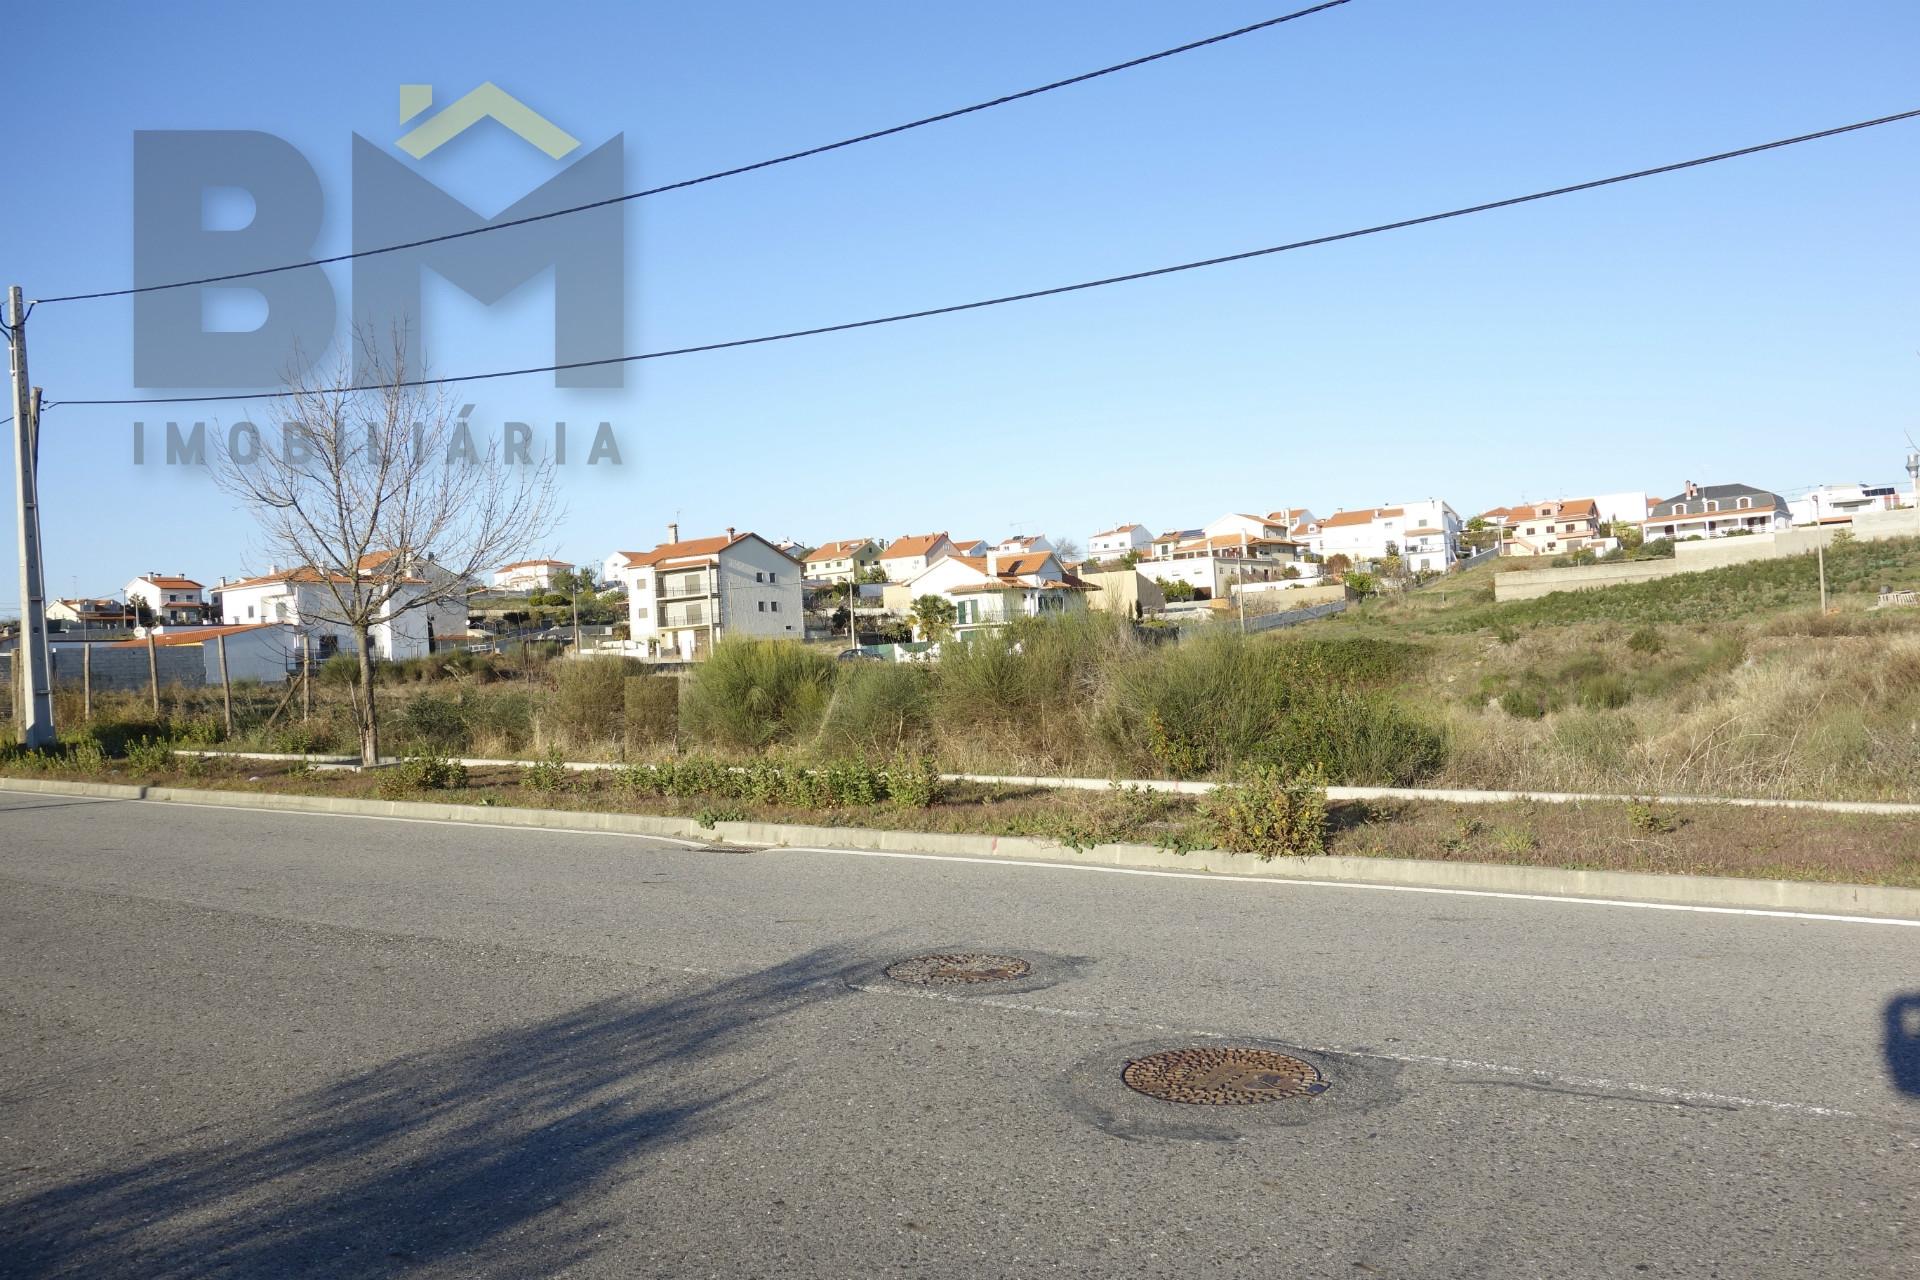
[2,945,863,1278]
[1886,993,1920,1098]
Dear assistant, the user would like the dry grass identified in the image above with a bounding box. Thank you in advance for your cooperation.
[7,755,1918,887]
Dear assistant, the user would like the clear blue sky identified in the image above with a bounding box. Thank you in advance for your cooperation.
[4,0,1917,603]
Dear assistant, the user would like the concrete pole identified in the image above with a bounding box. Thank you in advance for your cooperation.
[146,630,160,718]
[217,632,234,737]
[82,641,92,720]
[7,287,54,746]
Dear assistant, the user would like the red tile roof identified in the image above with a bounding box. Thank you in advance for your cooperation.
[137,575,203,590]
[805,539,872,563]
[622,534,746,568]
[109,623,279,649]
[881,532,951,559]
[1321,508,1404,529]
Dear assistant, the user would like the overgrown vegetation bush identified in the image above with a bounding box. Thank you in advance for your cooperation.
[1198,764,1328,857]
[374,752,469,798]
[548,655,645,751]
[623,674,680,750]
[1094,631,1443,784]
[606,753,941,811]
[682,639,835,751]
[814,663,932,758]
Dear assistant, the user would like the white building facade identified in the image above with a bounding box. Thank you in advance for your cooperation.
[617,531,804,660]
[124,573,206,625]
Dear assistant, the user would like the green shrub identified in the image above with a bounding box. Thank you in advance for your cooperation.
[1498,689,1548,719]
[1626,799,1678,835]
[319,653,362,686]
[1576,672,1632,710]
[521,749,572,793]
[1626,626,1664,655]
[125,736,175,772]
[682,639,836,751]
[66,738,109,775]
[814,663,932,757]
[395,692,468,753]
[885,755,942,809]
[1198,764,1328,858]
[623,674,680,749]
[550,656,644,749]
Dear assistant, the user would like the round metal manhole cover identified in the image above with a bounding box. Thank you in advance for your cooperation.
[1121,1048,1329,1105]
[884,952,1033,986]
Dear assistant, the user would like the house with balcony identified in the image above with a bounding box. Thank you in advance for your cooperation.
[1316,500,1462,572]
[804,538,882,584]
[1142,529,1312,600]
[1644,482,1791,541]
[124,573,208,625]
[900,549,1094,637]
[878,532,957,583]
[613,528,804,660]
[1497,498,1603,558]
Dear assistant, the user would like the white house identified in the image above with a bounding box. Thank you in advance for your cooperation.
[492,559,574,591]
[48,598,134,631]
[1788,482,1904,527]
[1644,482,1791,541]
[901,549,1092,637]
[948,538,989,558]
[878,532,956,583]
[1142,530,1313,599]
[1088,523,1152,562]
[218,567,445,660]
[613,528,804,660]
[124,573,207,625]
[994,533,1055,556]
[1316,500,1462,573]
[803,538,882,584]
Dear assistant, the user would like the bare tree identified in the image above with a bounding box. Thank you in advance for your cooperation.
[213,333,558,763]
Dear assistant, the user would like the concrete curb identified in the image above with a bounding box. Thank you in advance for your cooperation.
[6,776,1918,920]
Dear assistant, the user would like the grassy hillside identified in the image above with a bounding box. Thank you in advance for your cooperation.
[1303,536,1920,801]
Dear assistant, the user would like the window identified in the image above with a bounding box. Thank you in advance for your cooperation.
[757,601,766,612]
[768,571,777,584]
[1705,500,1719,512]
[769,601,780,613]
[1737,497,1752,509]
[633,606,648,620]
[246,605,255,618]
[754,571,764,583]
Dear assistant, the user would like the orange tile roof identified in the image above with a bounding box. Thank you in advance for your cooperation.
[222,567,359,590]
[623,534,747,568]
[947,552,1055,577]
[805,539,871,563]
[109,623,280,649]
[881,532,950,559]
[138,575,203,590]
[496,558,573,571]
[1320,508,1404,529]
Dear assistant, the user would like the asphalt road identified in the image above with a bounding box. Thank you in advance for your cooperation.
[1,790,1916,1279]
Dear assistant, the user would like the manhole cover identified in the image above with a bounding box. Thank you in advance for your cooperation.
[1121,1048,1328,1105]
[884,952,1032,985]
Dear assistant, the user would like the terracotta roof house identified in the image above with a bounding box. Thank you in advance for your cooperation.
[803,538,881,583]
[617,527,805,660]
[1497,498,1602,558]
[878,532,957,582]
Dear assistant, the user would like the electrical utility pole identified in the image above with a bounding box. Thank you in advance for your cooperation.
[7,286,54,747]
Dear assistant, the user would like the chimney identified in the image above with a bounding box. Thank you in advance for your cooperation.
[986,548,998,577]
[1684,480,1699,500]
[667,521,679,544]
[726,526,736,541]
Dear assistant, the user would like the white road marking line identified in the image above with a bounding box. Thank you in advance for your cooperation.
[783,847,1920,928]
[26,794,1916,927]
[847,982,1863,1120]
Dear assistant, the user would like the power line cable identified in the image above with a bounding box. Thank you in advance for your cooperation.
[34,1,1354,305]
[47,105,1920,409]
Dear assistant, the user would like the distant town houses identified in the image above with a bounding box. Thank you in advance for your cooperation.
[1088,523,1151,561]
[1789,482,1904,527]
[892,547,1093,638]
[612,527,803,660]
[492,558,575,591]
[124,572,208,625]
[218,565,449,661]
[878,532,956,583]
[1644,481,1791,541]
[1315,500,1463,573]
[804,538,882,584]
[47,598,134,630]
[1495,498,1605,559]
